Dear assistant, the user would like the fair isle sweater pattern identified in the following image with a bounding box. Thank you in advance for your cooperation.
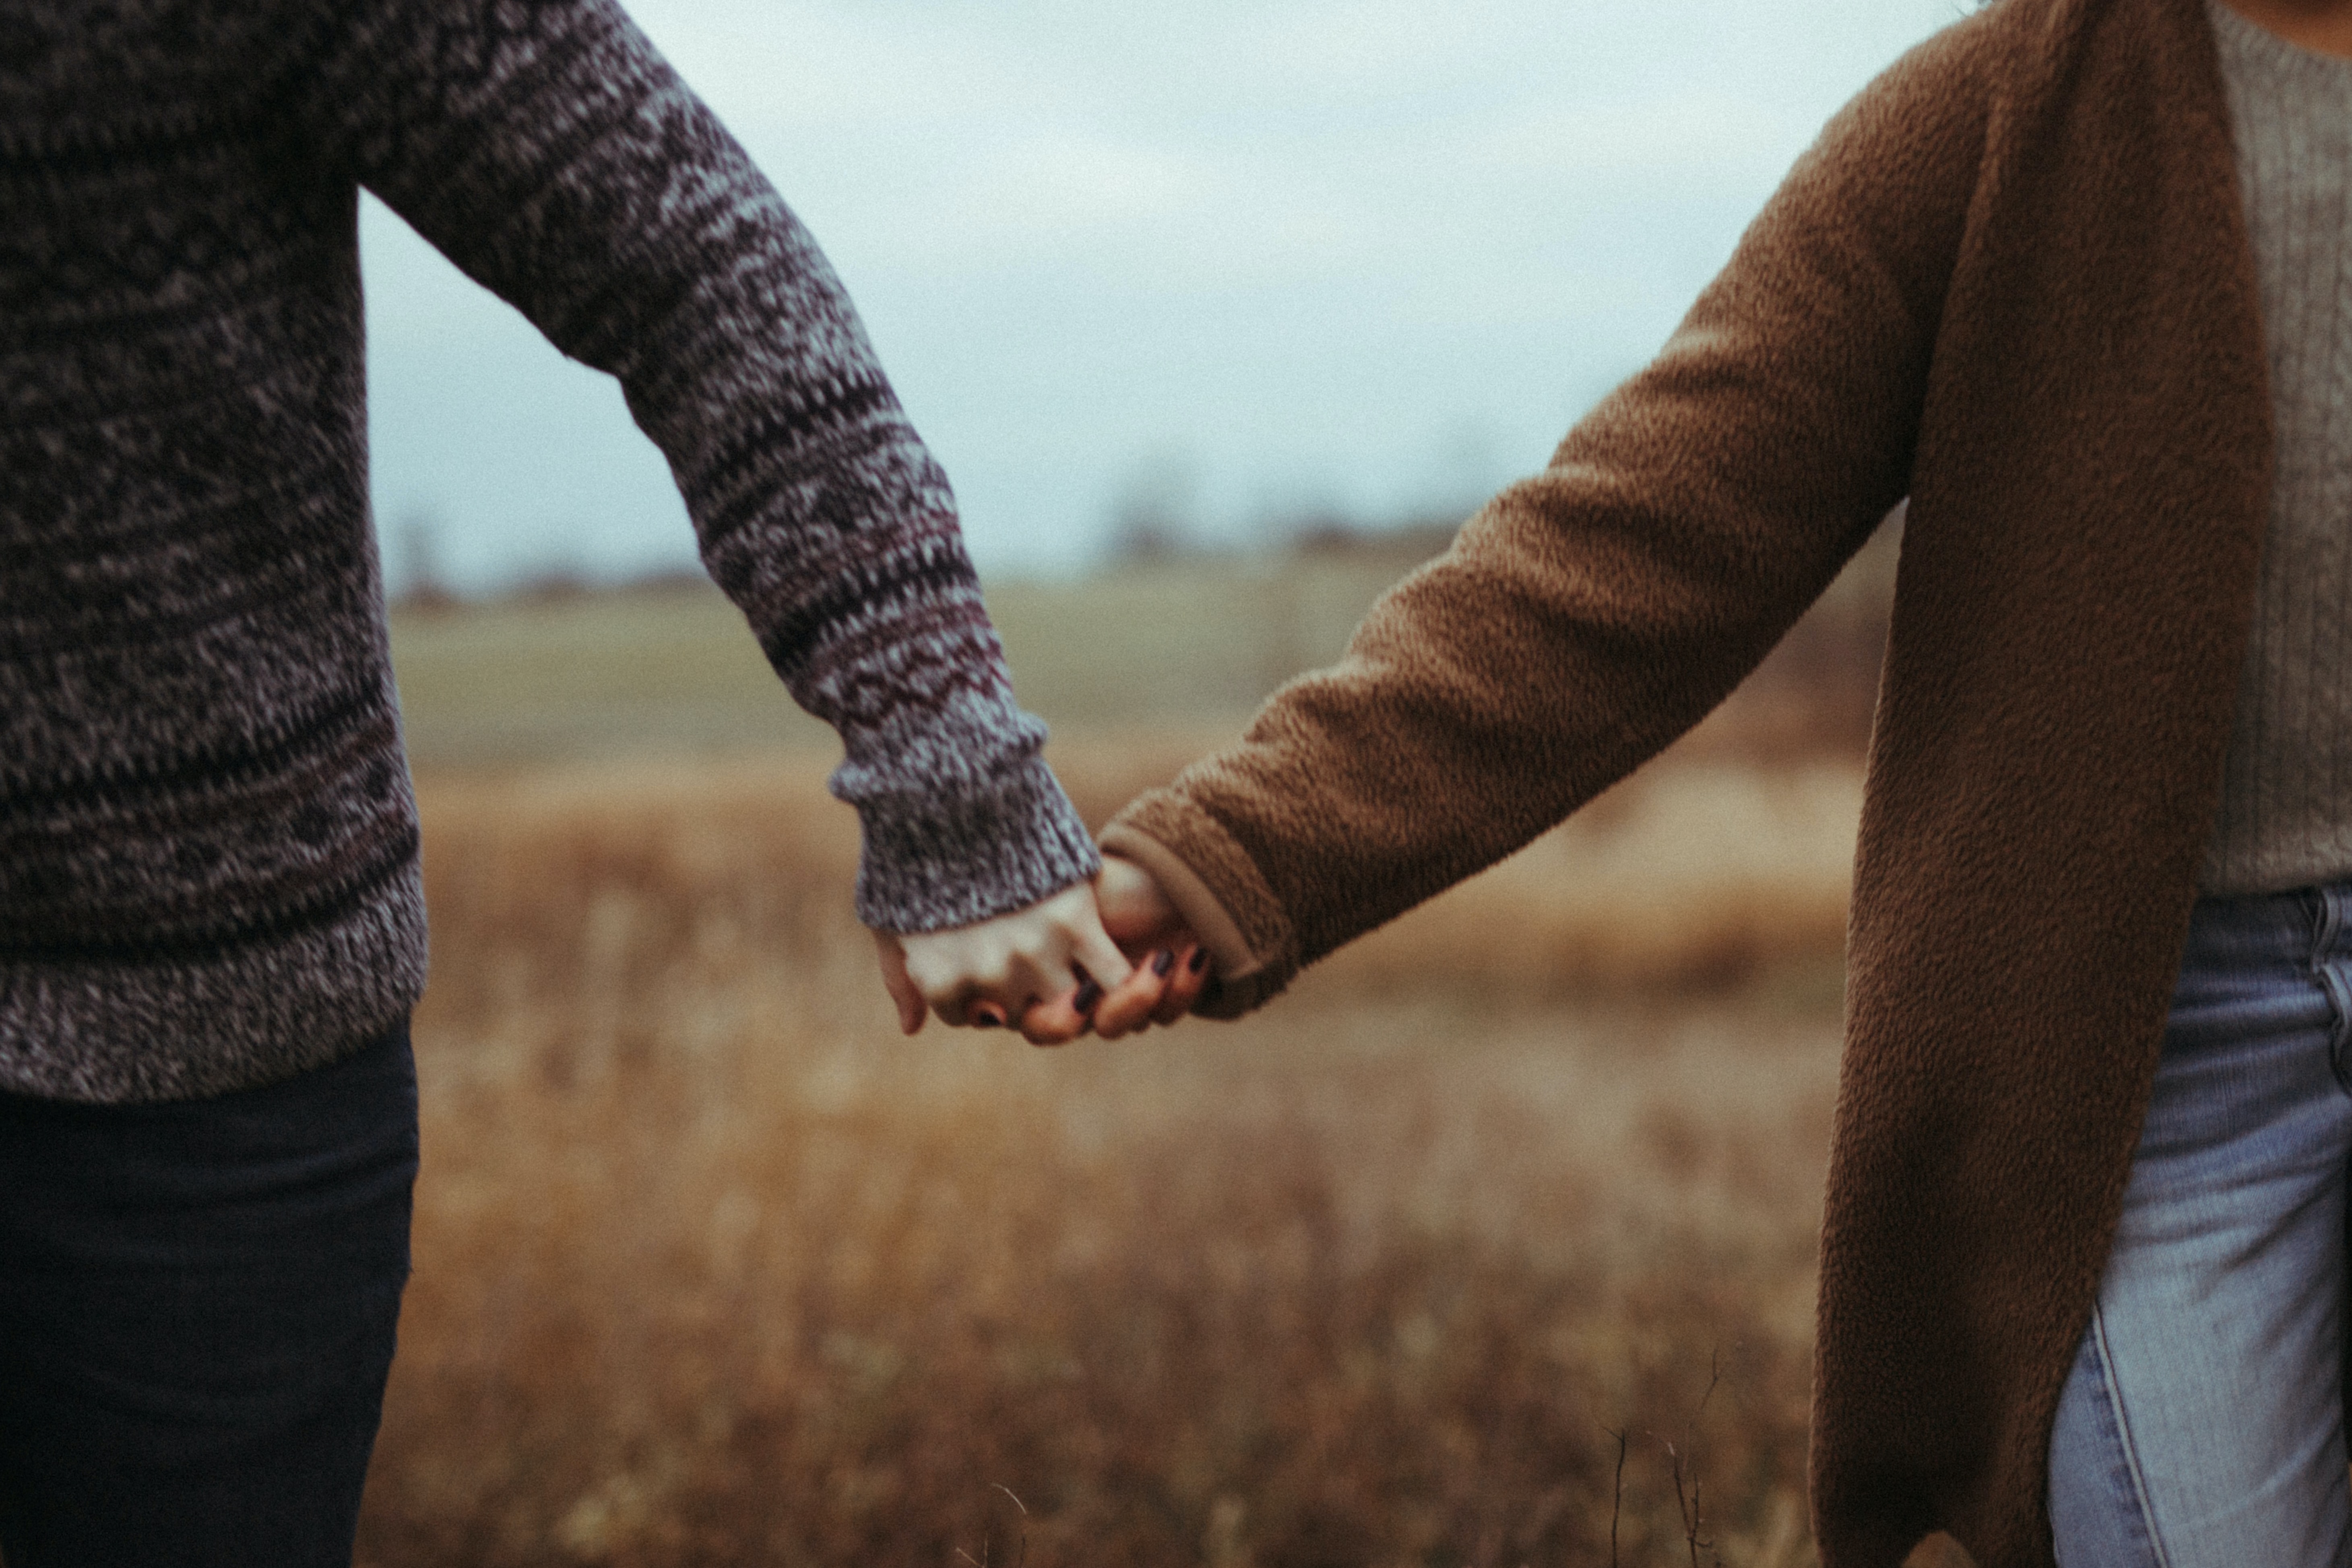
[0,0,1100,1103]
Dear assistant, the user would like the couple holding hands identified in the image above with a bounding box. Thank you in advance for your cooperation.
[10,0,2352,1562]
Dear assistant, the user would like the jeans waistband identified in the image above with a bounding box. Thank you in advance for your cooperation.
[2186,882,2352,972]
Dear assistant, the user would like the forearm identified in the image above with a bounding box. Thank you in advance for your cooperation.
[1103,472,1887,1013]
[1105,25,1991,1009]
[279,0,1096,929]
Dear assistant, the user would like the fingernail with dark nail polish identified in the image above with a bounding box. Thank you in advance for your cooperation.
[1188,948,1208,974]
[1074,979,1103,1013]
[1153,949,1175,976]
[974,1013,1001,1029]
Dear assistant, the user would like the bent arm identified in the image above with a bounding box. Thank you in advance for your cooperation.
[1103,25,1995,1014]
[272,0,1098,932]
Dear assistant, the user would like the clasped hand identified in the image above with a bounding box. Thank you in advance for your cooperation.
[873,856,1209,1043]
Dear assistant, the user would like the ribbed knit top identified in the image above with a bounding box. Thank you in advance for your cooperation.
[0,0,1100,1103]
[2202,0,2352,892]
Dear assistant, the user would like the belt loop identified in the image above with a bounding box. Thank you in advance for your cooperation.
[2315,884,2346,968]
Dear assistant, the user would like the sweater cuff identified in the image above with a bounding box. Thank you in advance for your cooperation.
[1100,790,1299,1019]
[851,754,1103,934]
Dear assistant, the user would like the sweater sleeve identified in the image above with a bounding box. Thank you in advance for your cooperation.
[271,0,1099,932]
[1101,21,1998,1015]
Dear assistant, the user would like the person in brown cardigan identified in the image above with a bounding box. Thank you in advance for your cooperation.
[888,0,2352,1561]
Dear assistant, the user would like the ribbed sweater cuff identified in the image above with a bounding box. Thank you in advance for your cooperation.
[851,754,1102,934]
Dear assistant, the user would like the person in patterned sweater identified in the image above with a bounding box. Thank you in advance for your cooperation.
[0,0,1140,1559]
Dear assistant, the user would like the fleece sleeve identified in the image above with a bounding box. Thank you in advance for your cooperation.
[1102,23,1996,1014]
[271,0,1099,932]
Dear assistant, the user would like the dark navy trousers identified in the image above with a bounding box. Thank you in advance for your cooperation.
[0,1021,417,1568]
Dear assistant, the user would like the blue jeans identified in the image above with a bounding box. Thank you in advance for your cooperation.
[2048,888,2352,1566]
[0,1020,417,1568]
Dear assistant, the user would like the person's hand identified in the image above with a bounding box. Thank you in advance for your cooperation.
[871,857,1213,1044]
[873,883,1132,1041]
[1083,855,1213,1040]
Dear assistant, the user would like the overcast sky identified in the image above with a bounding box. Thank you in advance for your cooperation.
[362,0,1966,593]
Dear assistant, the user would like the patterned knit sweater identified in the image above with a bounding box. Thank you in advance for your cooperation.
[0,0,1100,1103]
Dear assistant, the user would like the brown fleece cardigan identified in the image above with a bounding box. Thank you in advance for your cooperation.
[1101,0,2276,1562]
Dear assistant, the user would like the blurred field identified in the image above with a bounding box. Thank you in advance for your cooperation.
[384,548,1443,766]
[360,533,1978,1567]
[386,527,1896,767]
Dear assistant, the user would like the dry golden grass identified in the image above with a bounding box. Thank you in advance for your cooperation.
[349,742,1911,1568]
[356,541,1986,1567]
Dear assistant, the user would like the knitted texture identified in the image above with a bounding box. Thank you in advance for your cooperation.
[2201,0,2352,893]
[0,0,1098,1103]
[1105,0,2280,1559]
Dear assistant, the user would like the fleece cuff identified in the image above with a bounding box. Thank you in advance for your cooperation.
[1100,790,1299,1018]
